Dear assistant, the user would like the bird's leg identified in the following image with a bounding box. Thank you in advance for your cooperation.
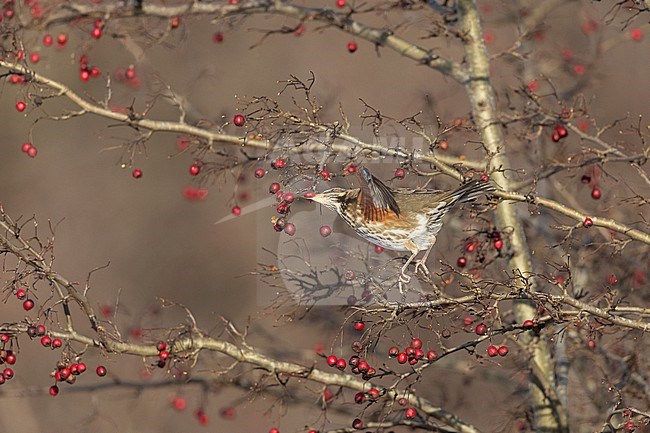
[413,237,436,276]
[399,249,419,284]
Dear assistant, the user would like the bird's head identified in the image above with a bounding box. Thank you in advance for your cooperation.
[304,188,350,213]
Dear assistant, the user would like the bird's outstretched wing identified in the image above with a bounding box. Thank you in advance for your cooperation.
[357,167,400,221]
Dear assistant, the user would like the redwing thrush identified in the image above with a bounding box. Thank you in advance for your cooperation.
[306,167,494,283]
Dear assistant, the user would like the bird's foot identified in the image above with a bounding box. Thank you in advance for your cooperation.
[414,260,430,276]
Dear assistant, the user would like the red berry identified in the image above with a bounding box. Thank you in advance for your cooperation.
[487,345,498,357]
[159,349,170,360]
[352,418,363,429]
[388,346,399,357]
[0,333,9,343]
[347,165,357,174]
[171,396,186,411]
[465,242,476,253]
[493,239,504,250]
[49,385,59,396]
[77,362,87,374]
[96,365,107,376]
[57,33,68,46]
[268,429,279,433]
[367,388,379,400]
[269,182,281,194]
[40,335,52,347]
[272,158,286,169]
[426,350,438,361]
[254,168,266,178]
[232,206,242,216]
[397,352,408,364]
[357,360,369,372]
[59,367,71,380]
[405,407,417,419]
[320,169,331,180]
[457,257,467,268]
[27,146,38,158]
[353,321,364,331]
[52,338,62,348]
[336,0,346,7]
[326,355,338,367]
[320,225,332,237]
[583,217,593,228]
[475,323,488,335]
[16,289,27,301]
[347,41,358,53]
[551,132,561,142]
[411,338,422,349]
[16,101,26,112]
[3,367,14,380]
[213,32,224,43]
[625,421,636,432]
[91,27,102,39]
[29,52,40,63]
[374,245,384,253]
[591,188,601,200]
[21,142,32,153]
[23,299,35,311]
[606,274,618,285]
[335,358,346,370]
[283,222,296,236]
[80,69,91,81]
[463,316,474,326]
[132,169,143,178]
[189,163,201,176]
[283,192,295,204]
[43,34,53,46]
[394,168,405,179]
[554,124,568,138]
[497,345,509,356]
[196,409,208,425]
[522,320,535,329]
[573,64,586,75]
[354,392,365,404]
[630,28,643,41]
[156,341,167,352]
[5,353,16,365]
[587,339,596,349]
[276,201,290,214]
[233,114,245,126]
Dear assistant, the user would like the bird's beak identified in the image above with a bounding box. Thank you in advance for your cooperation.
[303,192,324,204]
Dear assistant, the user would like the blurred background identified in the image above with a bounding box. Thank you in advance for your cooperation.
[0,1,648,432]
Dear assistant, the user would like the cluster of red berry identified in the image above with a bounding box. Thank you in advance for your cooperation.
[1,322,106,397]
[551,123,569,142]
[78,55,102,82]
[155,341,170,368]
[388,337,438,366]
[456,230,504,270]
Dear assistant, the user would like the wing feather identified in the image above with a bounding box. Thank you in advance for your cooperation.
[357,167,400,221]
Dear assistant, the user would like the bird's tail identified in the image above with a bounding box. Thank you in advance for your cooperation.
[443,179,496,205]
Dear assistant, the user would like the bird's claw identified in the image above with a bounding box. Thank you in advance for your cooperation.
[414,261,430,276]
